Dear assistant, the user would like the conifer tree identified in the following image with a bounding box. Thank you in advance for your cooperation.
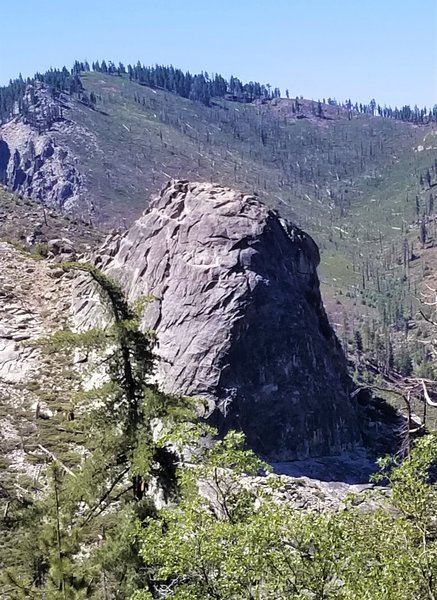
[1,263,198,598]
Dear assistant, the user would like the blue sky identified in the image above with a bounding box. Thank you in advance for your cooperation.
[1,0,436,107]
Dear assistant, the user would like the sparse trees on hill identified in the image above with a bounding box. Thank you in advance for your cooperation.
[2,58,437,124]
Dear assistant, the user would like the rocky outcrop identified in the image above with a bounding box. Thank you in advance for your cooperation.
[0,239,386,511]
[0,185,102,252]
[0,82,92,217]
[47,237,77,261]
[0,242,77,481]
[75,180,362,460]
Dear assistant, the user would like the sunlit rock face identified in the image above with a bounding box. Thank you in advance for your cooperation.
[76,180,361,460]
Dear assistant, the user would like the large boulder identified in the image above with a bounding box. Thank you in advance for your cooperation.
[77,180,361,460]
[47,237,76,261]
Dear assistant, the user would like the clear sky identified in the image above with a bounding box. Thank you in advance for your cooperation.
[1,0,436,108]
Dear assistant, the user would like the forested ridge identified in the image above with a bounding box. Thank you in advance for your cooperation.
[1,58,436,124]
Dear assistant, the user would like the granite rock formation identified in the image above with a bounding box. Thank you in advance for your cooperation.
[0,82,92,217]
[75,180,362,459]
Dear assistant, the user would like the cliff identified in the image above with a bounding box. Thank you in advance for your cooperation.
[75,180,362,459]
[0,82,92,218]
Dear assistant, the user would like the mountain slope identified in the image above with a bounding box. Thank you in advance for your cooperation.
[61,72,434,231]
[1,72,432,230]
[1,70,437,357]
[0,185,102,251]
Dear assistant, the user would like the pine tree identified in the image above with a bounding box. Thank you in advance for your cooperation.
[354,330,363,353]
[2,263,198,598]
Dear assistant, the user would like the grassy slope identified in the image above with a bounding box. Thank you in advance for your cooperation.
[57,74,437,320]
[65,74,427,229]
[6,72,437,396]
[0,186,103,251]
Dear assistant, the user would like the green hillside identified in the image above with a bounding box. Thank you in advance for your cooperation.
[3,68,437,380]
[61,74,436,348]
[70,72,430,232]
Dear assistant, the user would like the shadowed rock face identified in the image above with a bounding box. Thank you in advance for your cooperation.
[0,140,10,184]
[83,180,361,459]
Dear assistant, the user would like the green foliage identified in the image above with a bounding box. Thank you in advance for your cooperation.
[34,327,108,352]
[395,346,414,376]
[5,254,437,600]
[4,266,437,599]
[132,295,157,318]
[134,434,437,600]
[34,242,49,258]
[0,263,198,598]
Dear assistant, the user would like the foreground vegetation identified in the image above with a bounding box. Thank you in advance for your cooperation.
[133,435,437,600]
[1,265,437,599]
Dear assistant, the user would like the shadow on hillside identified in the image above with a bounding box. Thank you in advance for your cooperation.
[272,392,406,485]
[271,450,378,485]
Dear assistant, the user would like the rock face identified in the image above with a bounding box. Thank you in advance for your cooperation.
[78,180,361,460]
[0,82,92,217]
[0,242,77,481]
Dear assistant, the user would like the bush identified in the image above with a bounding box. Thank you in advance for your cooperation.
[33,242,49,258]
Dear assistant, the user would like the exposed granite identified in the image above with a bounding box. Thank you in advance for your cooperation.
[74,180,362,460]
